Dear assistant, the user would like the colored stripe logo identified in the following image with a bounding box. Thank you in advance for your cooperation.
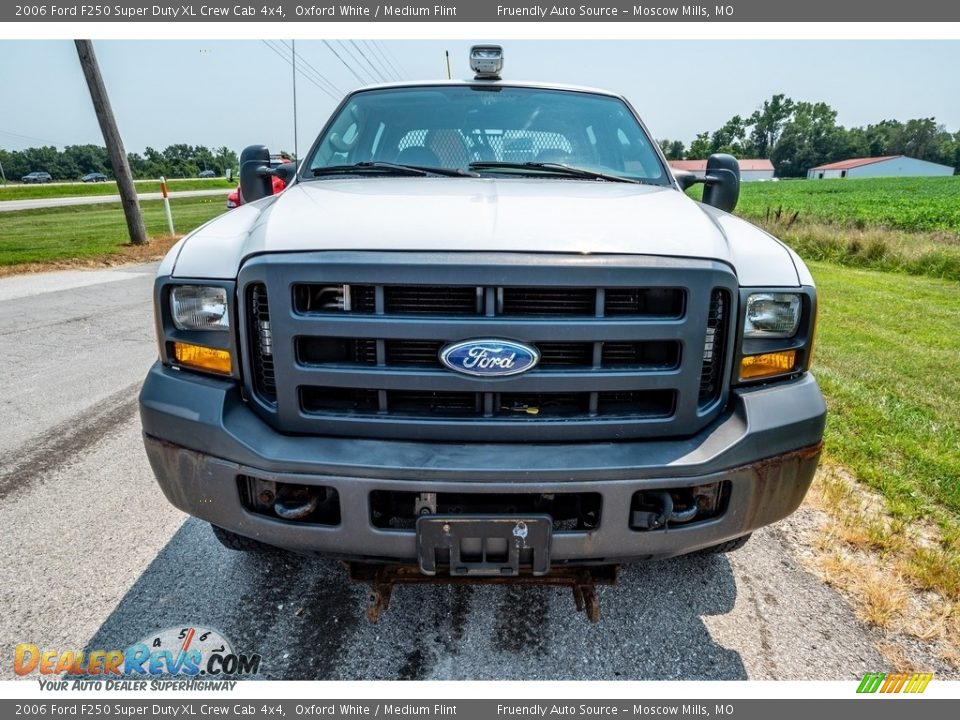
[857,672,934,693]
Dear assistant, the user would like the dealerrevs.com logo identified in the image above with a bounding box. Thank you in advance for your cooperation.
[15,626,261,690]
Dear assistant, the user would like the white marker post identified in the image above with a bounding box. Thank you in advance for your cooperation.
[160,176,175,236]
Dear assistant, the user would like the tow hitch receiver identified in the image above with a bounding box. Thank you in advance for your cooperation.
[349,562,618,623]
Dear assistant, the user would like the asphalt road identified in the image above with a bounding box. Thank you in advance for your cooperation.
[0,188,230,212]
[0,265,891,681]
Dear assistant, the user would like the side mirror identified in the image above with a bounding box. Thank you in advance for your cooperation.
[672,169,698,192]
[273,162,297,185]
[239,145,273,204]
[672,154,741,213]
[702,154,740,213]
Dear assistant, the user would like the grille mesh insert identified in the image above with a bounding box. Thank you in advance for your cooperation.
[249,283,277,403]
[698,288,729,407]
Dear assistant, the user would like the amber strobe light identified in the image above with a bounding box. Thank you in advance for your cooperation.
[740,350,797,380]
[173,342,232,375]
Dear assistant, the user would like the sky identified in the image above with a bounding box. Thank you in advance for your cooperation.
[0,39,958,156]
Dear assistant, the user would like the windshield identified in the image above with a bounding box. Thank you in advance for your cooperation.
[303,85,669,184]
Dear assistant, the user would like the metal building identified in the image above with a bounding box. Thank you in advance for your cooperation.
[669,159,775,182]
[806,155,954,179]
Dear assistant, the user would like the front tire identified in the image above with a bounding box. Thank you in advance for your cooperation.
[698,533,752,555]
[210,524,277,553]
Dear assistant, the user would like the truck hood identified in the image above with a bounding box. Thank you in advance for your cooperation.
[170,177,801,286]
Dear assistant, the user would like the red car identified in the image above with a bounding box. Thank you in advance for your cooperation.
[226,154,293,209]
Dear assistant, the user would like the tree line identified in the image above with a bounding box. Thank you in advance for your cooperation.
[658,94,960,177]
[0,144,240,181]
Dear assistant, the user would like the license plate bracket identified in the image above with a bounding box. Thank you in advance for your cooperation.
[416,514,552,577]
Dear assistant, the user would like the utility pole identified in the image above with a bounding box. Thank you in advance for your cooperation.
[445,50,452,79]
[75,39,148,246]
[292,39,298,161]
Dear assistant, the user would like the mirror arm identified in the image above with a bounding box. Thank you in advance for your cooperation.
[258,164,297,184]
[673,169,731,192]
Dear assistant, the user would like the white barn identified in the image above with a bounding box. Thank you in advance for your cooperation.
[669,159,775,182]
[807,155,954,179]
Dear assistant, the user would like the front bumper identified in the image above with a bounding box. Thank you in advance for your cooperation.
[139,363,826,563]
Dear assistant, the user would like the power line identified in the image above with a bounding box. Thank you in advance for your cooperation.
[362,40,400,80]
[0,128,65,146]
[261,40,340,101]
[376,41,410,79]
[265,40,340,99]
[348,40,388,83]
[337,40,381,82]
[365,40,402,81]
[333,40,377,83]
[277,40,344,97]
[322,40,371,87]
[333,40,379,84]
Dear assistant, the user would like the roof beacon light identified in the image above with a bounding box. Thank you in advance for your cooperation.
[470,45,503,80]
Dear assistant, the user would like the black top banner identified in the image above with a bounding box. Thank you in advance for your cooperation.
[4,0,960,22]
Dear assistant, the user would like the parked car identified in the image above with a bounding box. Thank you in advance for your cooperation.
[198,169,218,178]
[141,47,824,621]
[21,171,52,184]
[226,155,292,209]
[81,172,108,183]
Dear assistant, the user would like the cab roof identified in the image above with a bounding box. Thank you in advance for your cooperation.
[345,79,625,100]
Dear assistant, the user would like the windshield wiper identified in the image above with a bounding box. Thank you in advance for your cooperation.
[312,162,477,178]
[469,161,643,184]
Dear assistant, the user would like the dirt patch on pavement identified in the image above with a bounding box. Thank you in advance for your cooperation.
[786,463,960,674]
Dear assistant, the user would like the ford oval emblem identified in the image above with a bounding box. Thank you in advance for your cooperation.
[439,339,540,378]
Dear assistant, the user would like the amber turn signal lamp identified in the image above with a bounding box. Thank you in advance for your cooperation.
[740,350,797,381]
[173,342,232,375]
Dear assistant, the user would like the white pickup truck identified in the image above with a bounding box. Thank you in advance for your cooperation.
[139,46,825,619]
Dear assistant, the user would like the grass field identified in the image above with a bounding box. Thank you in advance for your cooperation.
[807,261,960,635]
[0,177,235,201]
[812,263,959,523]
[0,196,226,266]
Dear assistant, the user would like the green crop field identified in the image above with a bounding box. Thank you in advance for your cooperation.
[732,175,960,235]
[687,176,960,282]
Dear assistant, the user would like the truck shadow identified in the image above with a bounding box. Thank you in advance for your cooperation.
[85,518,746,680]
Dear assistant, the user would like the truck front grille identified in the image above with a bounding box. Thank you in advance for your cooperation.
[240,252,737,442]
[299,387,676,420]
[248,283,277,404]
[699,288,729,408]
[297,337,681,372]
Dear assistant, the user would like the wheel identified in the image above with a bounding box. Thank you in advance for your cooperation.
[210,523,276,553]
[699,533,752,555]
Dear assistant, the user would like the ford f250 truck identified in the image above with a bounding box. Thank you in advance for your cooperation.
[140,47,825,618]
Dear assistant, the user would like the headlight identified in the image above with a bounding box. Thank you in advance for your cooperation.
[171,285,229,331]
[743,293,800,338]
